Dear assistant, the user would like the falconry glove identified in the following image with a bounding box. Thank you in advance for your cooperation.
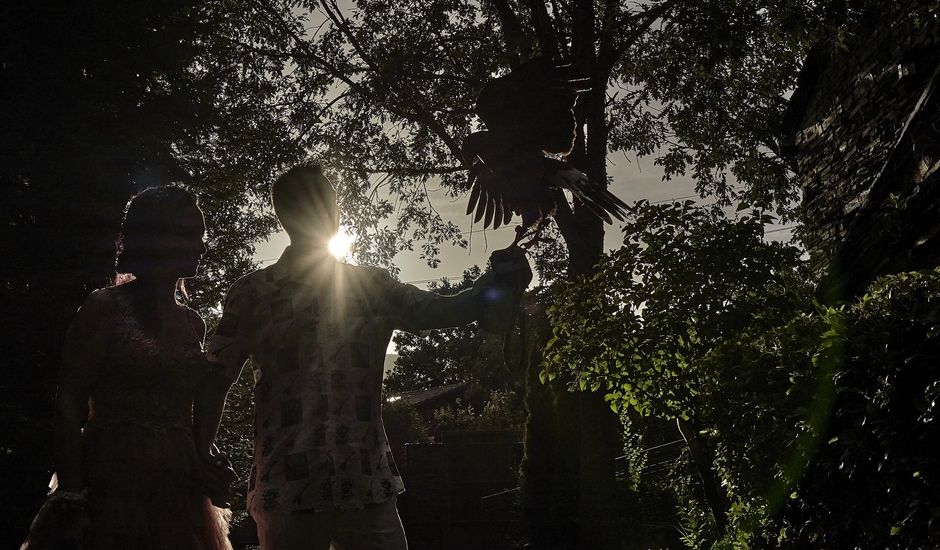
[474,246,533,334]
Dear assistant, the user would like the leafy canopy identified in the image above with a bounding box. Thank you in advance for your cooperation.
[543,200,812,418]
[194,0,854,271]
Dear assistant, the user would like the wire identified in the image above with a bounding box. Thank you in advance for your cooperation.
[402,275,464,285]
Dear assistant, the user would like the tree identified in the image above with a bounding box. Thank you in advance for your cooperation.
[190,1,862,546]
[770,270,940,549]
[545,200,810,416]
[210,0,850,259]
[2,0,888,545]
[543,200,813,537]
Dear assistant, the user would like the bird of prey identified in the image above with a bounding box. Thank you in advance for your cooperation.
[462,58,629,247]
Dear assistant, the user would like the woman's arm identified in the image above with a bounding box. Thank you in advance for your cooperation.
[198,280,251,460]
[188,310,219,460]
[193,365,231,461]
[53,291,111,492]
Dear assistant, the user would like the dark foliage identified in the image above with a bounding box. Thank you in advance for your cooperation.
[0,2,303,542]
[769,270,940,549]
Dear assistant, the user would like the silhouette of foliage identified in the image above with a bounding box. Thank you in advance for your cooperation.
[433,390,525,434]
[544,200,811,418]
[543,200,818,544]
[2,0,909,546]
[176,4,854,544]
[0,2,304,541]
[201,0,859,234]
[546,200,940,547]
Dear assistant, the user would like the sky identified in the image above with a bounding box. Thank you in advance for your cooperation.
[253,151,796,286]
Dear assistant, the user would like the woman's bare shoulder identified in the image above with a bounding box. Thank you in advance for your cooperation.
[77,286,120,316]
[63,287,120,342]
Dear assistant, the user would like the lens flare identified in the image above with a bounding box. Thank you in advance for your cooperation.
[328,227,355,259]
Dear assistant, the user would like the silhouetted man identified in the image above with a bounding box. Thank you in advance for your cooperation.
[206,162,531,550]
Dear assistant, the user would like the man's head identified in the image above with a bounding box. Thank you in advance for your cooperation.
[271,161,339,246]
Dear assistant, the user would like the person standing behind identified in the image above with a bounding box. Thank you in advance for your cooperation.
[21,186,233,550]
[203,162,531,550]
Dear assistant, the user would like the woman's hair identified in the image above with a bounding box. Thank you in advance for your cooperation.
[114,186,201,299]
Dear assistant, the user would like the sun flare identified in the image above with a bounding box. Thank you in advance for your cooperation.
[328,227,356,259]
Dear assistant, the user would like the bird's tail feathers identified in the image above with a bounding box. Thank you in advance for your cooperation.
[550,167,628,224]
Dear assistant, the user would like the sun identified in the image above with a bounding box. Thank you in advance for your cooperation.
[328,226,356,259]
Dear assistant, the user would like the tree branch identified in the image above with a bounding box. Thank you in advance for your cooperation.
[251,0,466,164]
[487,0,527,67]
[320,0,466,163]
[571,0,596,69]
[597,0,621,70]
[297,91,350,142]
[524,0,561,60]
[340,165,465,176]
[550,0,571,58]
[599,0,679,73]
[322,0,382,73]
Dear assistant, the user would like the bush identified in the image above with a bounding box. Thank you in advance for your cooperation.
[383,400,429,445]
[674,268,940,548]
[433,389,525,435]
[768,269,940,548]
[543,203,940,547]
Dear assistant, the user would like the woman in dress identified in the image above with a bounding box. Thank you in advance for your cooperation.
[22,186,232,550]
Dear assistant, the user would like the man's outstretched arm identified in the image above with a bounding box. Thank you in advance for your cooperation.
[383,247,532,334]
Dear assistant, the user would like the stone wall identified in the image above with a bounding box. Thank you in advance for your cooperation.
[784,2,940,299]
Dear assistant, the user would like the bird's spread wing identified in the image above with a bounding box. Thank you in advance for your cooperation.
[546,160,629,224]
[466,159,514,230]
[463,130,513,230]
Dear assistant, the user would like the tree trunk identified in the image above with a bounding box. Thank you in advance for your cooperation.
[676,416,730,536]
[520,308,566,545]
[515,2,621,545]
[546,42,622,549]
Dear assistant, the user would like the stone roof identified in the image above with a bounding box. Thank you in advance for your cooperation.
[389,382,469,409]
[781,2,940,298]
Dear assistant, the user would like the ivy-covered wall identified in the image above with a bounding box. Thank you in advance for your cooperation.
[783,2,940,298]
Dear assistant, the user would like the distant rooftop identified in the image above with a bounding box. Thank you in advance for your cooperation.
[387,382,469,409]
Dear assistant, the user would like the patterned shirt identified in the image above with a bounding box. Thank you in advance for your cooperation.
[207,246,494,514]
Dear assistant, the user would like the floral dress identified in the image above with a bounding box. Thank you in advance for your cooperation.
[32,290,232,550]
